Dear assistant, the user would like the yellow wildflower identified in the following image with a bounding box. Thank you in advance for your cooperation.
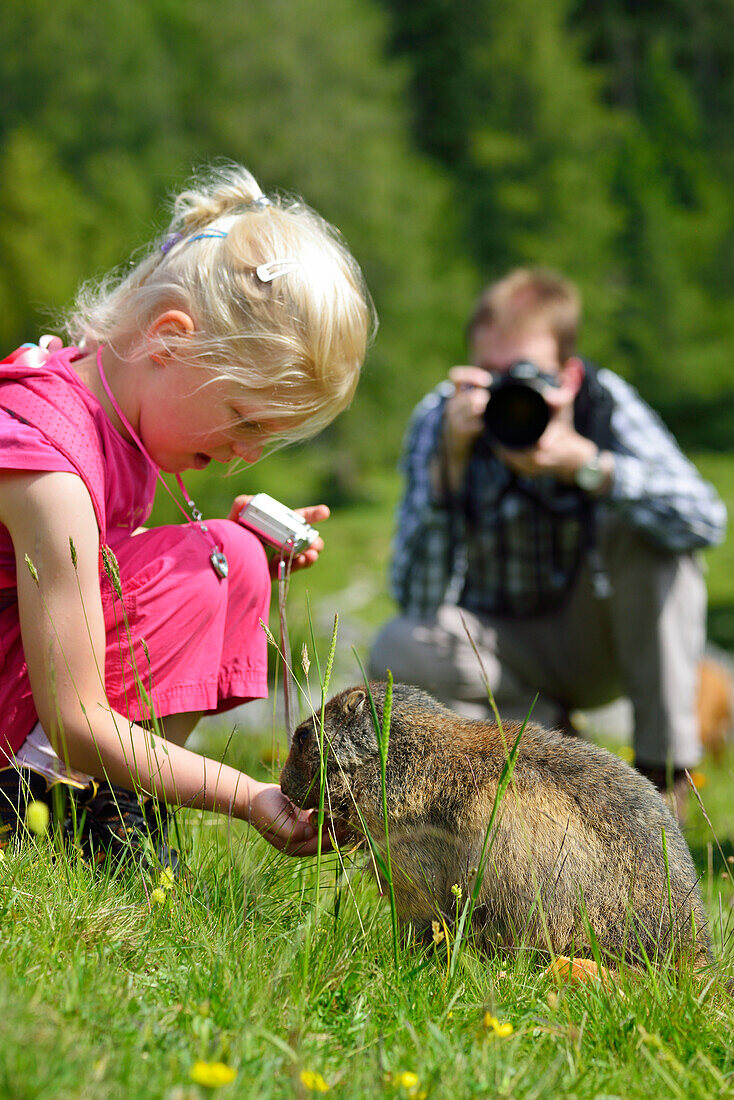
[431,920,444,945]
[159,867,176,891]
[189,1061,237,1088]
[150,887,167,906]
[25,800,50,835]
[394,1072,426,1098]
[483,1013,513,1037]
[618,745,635,763]
[450,883,463,901]
[689,770,707,789]
[299,1069,330,1092]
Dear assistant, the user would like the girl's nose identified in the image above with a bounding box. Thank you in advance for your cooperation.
[231,439,265,463]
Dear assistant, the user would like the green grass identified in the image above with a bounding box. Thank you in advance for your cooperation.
[1,737,733,1099]
[2,452,732,1099]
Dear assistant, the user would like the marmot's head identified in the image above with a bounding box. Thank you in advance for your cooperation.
[280,685,382,816]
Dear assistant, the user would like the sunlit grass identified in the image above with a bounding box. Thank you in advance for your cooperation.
[1,454,731,1096]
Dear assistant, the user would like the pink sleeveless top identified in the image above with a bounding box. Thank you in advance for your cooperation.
[0,344,157,755]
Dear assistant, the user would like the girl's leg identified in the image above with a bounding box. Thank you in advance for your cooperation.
[2,522,271,867]
[159,712,204,748]
[80,521,272,867]
[102,520,271,725]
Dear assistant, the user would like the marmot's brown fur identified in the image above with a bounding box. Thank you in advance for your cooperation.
[280,682,711,968]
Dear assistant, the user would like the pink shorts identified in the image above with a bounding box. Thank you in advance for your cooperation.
[102,519,271,722]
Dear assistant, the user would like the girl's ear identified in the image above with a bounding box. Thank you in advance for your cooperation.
[147,310,196,364]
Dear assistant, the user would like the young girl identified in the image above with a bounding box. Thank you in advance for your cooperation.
[0,164,373,864]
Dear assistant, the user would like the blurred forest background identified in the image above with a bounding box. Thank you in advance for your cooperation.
[2,0,734,654]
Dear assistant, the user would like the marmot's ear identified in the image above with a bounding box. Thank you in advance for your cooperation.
[344,689,366,715]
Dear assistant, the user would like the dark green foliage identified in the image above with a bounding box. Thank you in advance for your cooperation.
[1,0,732,491]
[0,0,476,473]
[381,0,734,448]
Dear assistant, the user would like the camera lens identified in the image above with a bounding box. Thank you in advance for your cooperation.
[484,382,549,449]
[482,361,554,449]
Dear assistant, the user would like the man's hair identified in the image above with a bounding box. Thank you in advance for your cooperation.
[467,268,581,363]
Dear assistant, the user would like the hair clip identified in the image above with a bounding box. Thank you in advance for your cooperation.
[256,259,299,283]
[160,232,183,255]
[187,231,229,244]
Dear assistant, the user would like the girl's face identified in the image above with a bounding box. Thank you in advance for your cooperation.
[138,360,273,473]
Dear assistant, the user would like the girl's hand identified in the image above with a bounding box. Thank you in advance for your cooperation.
[247,780,336,855]
[228,496,330,577]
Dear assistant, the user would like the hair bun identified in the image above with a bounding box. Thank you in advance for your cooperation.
[170,165,266,234]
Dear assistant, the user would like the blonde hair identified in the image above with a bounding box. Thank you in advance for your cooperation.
[467,268,581,363]
[67,164,376,443]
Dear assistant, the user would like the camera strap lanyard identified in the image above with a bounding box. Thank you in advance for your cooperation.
[96,347,229,580]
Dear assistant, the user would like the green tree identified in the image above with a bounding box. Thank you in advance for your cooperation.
[382,0,734,444]
[0,0,477,484]
[381,0,623,365]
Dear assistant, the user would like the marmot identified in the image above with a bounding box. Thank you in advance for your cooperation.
[280,682,711,968]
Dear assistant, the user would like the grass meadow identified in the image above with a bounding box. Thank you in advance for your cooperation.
[1,456,733,1099]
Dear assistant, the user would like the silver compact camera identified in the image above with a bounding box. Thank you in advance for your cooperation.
[238,493,319,555]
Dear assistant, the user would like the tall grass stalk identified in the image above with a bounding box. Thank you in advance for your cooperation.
[313,613,339,915]
[353,652,400,971]
[449,718,526,979]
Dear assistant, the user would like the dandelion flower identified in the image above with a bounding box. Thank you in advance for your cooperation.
[25,800,50,835]
[395,1071,426,1098]
[299,1069,330,1092]
[189,1061,237,1088]
[150,887,167,906]
[483,1013,513,1037]
[189,1061,236,1088]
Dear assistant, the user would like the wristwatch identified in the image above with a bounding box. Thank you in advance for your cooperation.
[574,449,606,492]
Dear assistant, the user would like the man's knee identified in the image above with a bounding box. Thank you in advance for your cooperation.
[369,607,500,706]
[369,616,423,681]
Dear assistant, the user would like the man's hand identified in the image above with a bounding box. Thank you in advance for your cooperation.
[444,366,492,460]
[228,496,330,577]
[434,366,492,493]
[495,417,600,484]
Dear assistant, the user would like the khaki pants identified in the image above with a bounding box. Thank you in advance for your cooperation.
[369,520,706,769]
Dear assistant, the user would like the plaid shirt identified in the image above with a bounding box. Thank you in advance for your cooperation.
[390,368,727,618]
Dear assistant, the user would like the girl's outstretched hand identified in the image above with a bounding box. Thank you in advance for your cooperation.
[247,780,335,856]
[228,495,330,577]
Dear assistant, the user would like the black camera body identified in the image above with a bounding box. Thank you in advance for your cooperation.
[483,360,560,449]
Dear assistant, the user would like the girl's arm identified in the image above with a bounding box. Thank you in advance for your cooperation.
[0,469,321,855]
